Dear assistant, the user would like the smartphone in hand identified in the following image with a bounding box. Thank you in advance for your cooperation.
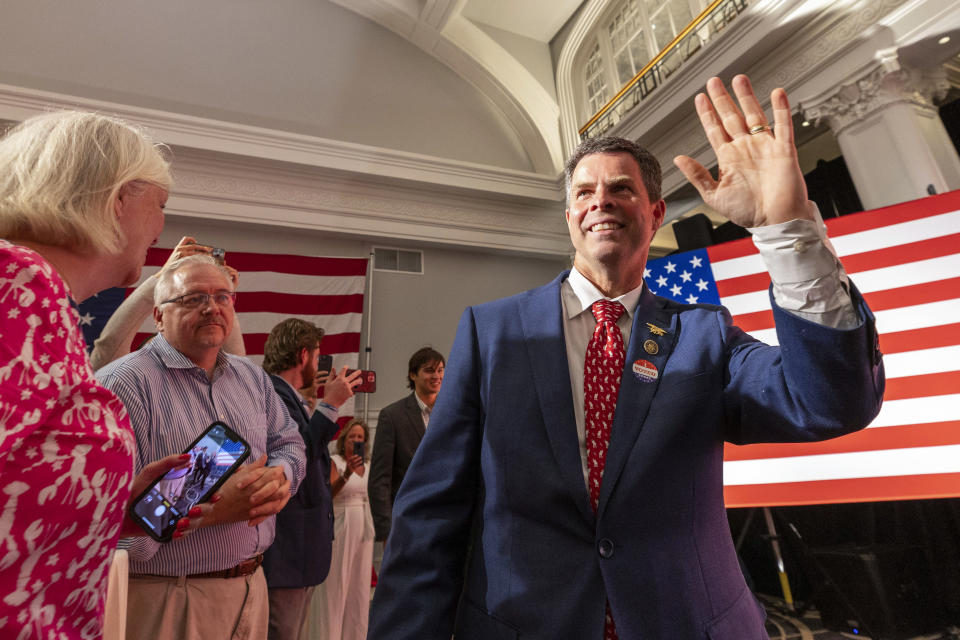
[346,369,377,393]
[127,421,250,542]
[317,354,333,375]
[352,441,365,459]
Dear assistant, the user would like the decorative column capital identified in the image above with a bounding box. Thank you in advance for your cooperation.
[801,57,951,133]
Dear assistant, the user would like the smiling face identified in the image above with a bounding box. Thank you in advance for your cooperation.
[115,181,167,287]
[153,263,235,365]
[565,152,665,296]
[410,359,444,399]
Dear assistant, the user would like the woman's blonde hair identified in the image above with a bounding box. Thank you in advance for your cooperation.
[337,419,369,461]
[0,110,172,254]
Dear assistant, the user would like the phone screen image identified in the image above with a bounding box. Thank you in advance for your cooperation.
[352,441,365,459]
[129,422,249,542]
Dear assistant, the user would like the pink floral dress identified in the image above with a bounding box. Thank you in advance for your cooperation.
[0,241,135,639]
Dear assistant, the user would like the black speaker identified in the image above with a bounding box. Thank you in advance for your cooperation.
[810,544,935,639]
[672,213,714,251]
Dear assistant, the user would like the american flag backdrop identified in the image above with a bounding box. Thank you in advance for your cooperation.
[644,190,960,508]
[78,248,368,420]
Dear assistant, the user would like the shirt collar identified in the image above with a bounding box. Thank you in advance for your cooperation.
[414,392,430,414]
[150,333,233,377]
[564,266,645,321]
[276,374,305,402]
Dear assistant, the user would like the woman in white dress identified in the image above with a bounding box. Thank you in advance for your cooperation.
[310,419,374,640]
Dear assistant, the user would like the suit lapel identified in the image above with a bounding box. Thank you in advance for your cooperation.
[519,273,594,525]
[404,393,426,439]
[272,374,310,424]
[598,287,678,517]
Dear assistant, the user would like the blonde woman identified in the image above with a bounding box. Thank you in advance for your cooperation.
[0,111,202,639]
[309,419,374,640]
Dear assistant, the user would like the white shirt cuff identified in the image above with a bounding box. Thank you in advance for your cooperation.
[749,210,858,329]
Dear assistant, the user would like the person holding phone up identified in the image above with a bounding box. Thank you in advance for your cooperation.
[259,318,362,640]
[89,235,246,370]
[96,254,307,640]
[308,419,375,640]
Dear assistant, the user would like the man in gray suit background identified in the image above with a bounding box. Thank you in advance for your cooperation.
[368,346,445,542]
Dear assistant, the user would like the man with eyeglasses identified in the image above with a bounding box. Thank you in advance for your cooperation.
[97,254,306,640]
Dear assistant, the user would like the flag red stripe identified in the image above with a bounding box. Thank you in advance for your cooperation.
[724,472,960,507]
[729,279,958,335]
[719,342,958,396]
[145,248,368,276]
[706,236,756,262]
[841,233,960,274]
[715,272,770,297]
[862,277,960,313]
[236,292,364,315]
[879,323,960,354]
[730,308,774,332]
[714,237,959,299]
[821,190,960,237]
[724,421,960,461]
[884,370,960,401]
[242,332,361,355]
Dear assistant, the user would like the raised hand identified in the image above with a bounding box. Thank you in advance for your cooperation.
[322,366,362,409]
[160,236,211,273]
[674,75,815,228]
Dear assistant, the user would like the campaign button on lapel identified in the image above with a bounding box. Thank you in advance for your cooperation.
[632,359,659,383]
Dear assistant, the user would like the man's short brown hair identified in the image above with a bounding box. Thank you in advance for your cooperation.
[262,318,325,375]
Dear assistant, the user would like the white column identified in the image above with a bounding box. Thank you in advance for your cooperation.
[802,60,960,210]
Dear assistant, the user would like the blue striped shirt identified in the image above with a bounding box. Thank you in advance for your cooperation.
[96,334,306,576]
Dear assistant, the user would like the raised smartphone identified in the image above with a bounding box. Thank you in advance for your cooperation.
[346,369,377,393]
[127,421,250,542]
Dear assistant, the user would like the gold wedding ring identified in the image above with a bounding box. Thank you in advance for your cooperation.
[748,124,771,135]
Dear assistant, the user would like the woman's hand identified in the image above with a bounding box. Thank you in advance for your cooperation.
[345,454,365,478]
[120,453,211,538]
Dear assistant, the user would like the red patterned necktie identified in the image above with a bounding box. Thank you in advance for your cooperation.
[584,299,625,640]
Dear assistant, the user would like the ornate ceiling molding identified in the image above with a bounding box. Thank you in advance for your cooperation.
[802,59,951,134]
[329,0,563,175]
[166,149,570,256]
[0,82,559,202]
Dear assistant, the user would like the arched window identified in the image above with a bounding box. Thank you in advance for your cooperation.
[584,42,609,114]
[581,0,705,121]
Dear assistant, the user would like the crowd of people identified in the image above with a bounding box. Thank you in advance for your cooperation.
[0,72,883,640]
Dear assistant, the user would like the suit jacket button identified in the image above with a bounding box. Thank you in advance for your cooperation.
[598,538,614,558]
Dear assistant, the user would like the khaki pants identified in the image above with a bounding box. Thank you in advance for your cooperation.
[126,567,269,640]
[267,586,314,640]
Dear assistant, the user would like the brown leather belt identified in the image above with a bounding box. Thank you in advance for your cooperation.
[132,554,264,580]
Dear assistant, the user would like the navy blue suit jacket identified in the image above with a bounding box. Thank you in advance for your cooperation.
[368,272,884,639]
[262,375,340,588]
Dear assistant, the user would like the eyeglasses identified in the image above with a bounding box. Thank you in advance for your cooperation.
[160,291,236,309]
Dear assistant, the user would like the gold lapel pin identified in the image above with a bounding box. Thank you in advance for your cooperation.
[643,339,659,355]
[646,323,667,336]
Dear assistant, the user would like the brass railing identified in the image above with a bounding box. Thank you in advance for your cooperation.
[579,0,749,140]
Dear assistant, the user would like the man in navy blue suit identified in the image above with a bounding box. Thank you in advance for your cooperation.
[368,76,885,639]
[260,318,361,640]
